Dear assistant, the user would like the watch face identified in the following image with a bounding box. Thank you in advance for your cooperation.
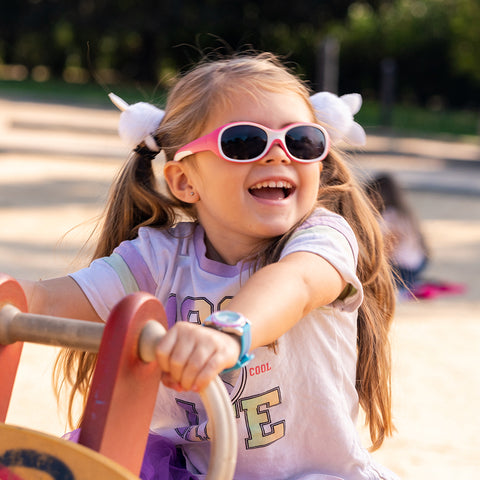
[213,311,244,328]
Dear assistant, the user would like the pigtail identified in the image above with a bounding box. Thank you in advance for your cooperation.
[317,149,396,450]
[54,349,97,429]
[92,148,178,259]
[54,144,185,429]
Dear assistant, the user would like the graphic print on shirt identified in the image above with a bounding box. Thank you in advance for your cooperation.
[222,366,247,399]
[175,399,210,442]
[174,383,286,449]
[236,386,285,449]
[165,294,233,327]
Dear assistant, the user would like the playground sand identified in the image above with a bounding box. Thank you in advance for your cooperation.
[1,98,479,479]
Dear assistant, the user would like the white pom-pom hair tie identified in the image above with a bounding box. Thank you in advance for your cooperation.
[109,93,165,154]
[310,92,366,147]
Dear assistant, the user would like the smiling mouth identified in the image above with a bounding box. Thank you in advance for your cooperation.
[248,180,295,200]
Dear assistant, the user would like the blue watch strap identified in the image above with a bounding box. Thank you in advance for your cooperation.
[204,311,254,372]
[222,321,254,373]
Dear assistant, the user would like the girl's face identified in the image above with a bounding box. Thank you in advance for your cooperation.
[165,90,322,265]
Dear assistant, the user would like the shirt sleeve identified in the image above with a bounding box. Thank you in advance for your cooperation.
[69,227,160,322]
[279,209,363,312]
[70,257,127,322]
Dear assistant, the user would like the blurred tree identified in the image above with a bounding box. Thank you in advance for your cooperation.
[0,0,479,108]
[0,0,362,84]
[450,0,480,82]
[330,0,479,108]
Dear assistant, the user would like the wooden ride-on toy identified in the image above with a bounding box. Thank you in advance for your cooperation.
[0,273,237,480]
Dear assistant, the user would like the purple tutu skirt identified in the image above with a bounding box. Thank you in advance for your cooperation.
[140,433,199,480]
[64,430,198,480]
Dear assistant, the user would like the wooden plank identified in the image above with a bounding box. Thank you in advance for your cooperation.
[79,293,167,476]
[0,274,27,422]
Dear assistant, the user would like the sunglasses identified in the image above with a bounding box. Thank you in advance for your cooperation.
[173,122,330,163]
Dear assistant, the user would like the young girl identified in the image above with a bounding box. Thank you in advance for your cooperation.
[365,173,429,294]
[20,53,398,479]
[364,173,464,301]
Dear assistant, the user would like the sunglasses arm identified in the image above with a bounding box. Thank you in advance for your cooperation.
[173,127,222,162]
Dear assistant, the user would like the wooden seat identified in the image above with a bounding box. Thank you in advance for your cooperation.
[0,423,139,479]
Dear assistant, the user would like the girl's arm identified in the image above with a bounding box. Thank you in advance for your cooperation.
[156,251,345,392]
[19,276,102,323]
[228,251,346,350]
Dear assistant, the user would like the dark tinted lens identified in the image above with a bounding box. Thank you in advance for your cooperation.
[221,125,268,160]
[285,126,326,160]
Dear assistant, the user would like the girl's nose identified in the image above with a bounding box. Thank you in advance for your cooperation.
[258,142,291,164]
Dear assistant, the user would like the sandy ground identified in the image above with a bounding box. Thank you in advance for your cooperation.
[1,98,479,479]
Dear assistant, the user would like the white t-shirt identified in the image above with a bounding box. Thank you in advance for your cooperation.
[70,208,399,480]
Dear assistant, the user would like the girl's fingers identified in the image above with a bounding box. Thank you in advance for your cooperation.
[190,357,224,392]
[189,331,241,391]
[154,324,180,373]
[155,324,195,385]
[155,322,241,391]
[160,373,184,392]
[179,343,216,391]
[155,322,211,388]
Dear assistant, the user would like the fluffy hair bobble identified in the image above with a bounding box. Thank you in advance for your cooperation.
[310,92,366,147]
[109,93,165,153]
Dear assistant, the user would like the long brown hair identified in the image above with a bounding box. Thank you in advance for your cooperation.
[55,52,395,450]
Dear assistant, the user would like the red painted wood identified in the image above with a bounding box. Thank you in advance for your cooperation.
[79,293,167,476]
[0,274,27,423]
[0,464,24,480]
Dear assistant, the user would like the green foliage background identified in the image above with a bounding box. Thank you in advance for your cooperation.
[1,0,480,111]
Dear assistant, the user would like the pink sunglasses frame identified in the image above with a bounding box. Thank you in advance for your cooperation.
[173,121,330,163]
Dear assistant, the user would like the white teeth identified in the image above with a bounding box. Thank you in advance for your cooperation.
[250,180,293,189]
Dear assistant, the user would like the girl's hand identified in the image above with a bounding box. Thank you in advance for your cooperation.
[155,321,240,392]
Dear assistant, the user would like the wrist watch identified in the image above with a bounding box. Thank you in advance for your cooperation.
[204,311,254,372]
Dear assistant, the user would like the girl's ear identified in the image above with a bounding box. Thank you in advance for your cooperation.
[163,161,198,203]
